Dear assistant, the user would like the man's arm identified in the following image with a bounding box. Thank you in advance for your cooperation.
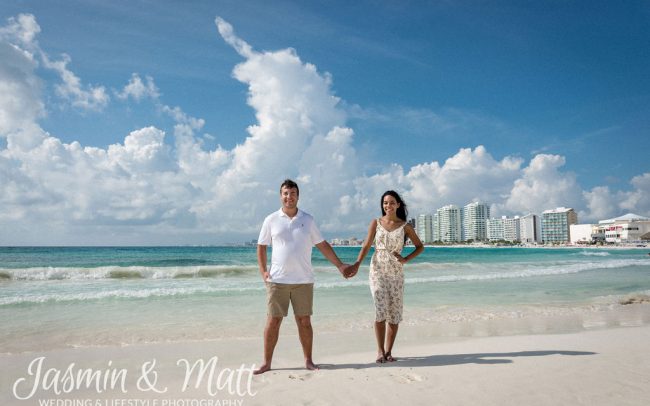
[257,244,270,281]
[315,240,348,277]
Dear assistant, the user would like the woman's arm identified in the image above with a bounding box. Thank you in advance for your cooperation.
[394,224,424,264]
[351,219,377,274]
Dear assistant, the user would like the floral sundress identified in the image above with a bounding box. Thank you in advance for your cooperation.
[369,219,405,324]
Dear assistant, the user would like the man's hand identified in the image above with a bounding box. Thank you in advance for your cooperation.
[262,271,271,282]
[342,262,360,278]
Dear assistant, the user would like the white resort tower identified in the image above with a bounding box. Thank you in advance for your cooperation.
[437,205,462,243]
[462,202,490,242]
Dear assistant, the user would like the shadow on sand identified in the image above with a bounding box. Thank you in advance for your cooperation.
[317,350,597,370]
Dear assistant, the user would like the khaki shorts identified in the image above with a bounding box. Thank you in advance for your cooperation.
[266,282,314,317]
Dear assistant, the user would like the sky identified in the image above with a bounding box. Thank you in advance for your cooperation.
[0,0,649,245]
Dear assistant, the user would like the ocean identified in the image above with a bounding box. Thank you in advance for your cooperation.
[1,246,650,354]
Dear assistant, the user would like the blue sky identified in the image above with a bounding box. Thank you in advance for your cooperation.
[1,0,649,244]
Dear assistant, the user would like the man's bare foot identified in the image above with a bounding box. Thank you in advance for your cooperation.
[253,363,271,375]
[305,359,320,371]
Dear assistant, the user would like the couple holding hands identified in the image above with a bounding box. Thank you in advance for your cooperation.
[254,179,423,374]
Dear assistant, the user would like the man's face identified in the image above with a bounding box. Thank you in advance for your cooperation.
[280,186,299,210]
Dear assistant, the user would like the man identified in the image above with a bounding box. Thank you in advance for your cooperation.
[254,179,351,375]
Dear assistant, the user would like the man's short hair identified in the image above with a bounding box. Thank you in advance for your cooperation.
[280,179,299,195]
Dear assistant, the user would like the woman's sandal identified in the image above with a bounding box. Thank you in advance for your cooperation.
[376,355,386,363]
[385,352,396,362]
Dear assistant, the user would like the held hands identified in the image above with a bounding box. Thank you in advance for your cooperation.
[340,262,360,279]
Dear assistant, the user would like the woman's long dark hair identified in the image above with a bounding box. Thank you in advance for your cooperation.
[380,190,408,221]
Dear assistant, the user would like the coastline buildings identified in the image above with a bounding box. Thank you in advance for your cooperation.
[329,210,649,246]
[437,205,462,243]
[462,202,490,241]
[486,216,521,242]
[330,237,361,246]
[570,214,650,244]
[416,214,433,244]
[541,207,578,244]
[599,213,650,244]
[486,218,505,241]
[388,198,646,246]
[503,216,521,242]
[569,224,600,244]
[520,214,540,243]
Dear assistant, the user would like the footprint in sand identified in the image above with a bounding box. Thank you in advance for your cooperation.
[391,372,425,384]
[288,373,314,381]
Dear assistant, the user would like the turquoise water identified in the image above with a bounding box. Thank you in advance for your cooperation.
[1,246,650,353]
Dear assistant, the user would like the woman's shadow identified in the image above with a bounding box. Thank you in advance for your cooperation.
[319,350,597,370]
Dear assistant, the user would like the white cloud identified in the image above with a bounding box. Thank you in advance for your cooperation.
[215,17,254,58]
[116,73,160,102]
[41,53,109,111]
[203,18,355,230]
[161,105,204,130]
[582,186,617,220]
[409,145,522,210]
[0,13,40,52]
[620,173,650,215]
[580,173,650,222]
[333,145,523,231]
[0,41,44,137]
[0,14,47,151]
[1,13,109,112]
[1,14,649,244]
[504,154,583,216]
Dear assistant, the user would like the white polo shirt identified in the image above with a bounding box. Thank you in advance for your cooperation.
[257,208,325,284]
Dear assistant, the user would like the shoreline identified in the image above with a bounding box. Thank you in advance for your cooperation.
[3,298,649,356]
[2,324,649,405]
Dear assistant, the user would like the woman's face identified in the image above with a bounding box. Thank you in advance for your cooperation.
[382,195,400,215]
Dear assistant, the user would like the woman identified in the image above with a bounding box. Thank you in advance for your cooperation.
[351,191,424,363]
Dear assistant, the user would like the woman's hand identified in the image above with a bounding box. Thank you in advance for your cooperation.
[343,262,360,278]
[392,252,408,264]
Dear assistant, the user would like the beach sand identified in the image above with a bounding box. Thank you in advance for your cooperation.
[2,323,650,406]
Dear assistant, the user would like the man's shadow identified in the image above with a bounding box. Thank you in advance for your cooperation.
[319,350,597,370]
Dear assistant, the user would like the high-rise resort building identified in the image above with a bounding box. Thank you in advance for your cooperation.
[503,216,521,242]
[520,214,540,243]
[462,202,490,241]
[416,214,433,244]
[541,207,578,244]
[486,217,505,241]
[433,212,441,242]
[437,205,462,243]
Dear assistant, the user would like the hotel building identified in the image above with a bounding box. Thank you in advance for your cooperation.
[520,214,540,243]
[462,202,490,242]
[569,224,600,244]
[503,216,521,242]
[598,213,650,243]
[541,207,578,244]
[486,217,505,241]
[416,214,433,244]
[437,205,462,243]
